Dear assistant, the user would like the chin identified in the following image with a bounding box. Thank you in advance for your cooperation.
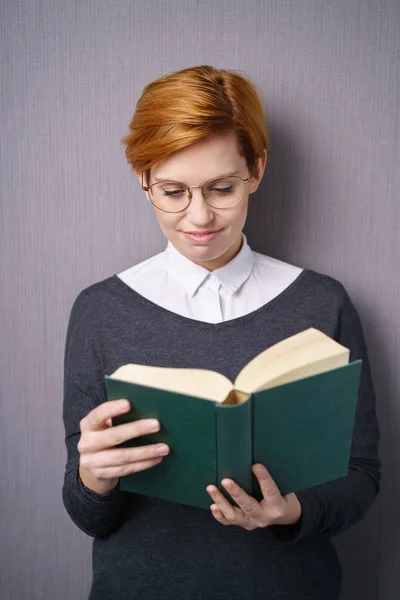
[186,249,218,261]
[190,249,232,266]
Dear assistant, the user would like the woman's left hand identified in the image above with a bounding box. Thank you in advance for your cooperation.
[206,463,302,530]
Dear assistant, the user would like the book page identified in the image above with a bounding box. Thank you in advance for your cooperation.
[234,328,349,393]
[109,364,234,403]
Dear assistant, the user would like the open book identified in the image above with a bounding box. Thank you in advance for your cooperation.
[110,328,351,404]
[105,328,362,509]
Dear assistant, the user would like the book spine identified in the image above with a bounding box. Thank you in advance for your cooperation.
[214,398,253,498]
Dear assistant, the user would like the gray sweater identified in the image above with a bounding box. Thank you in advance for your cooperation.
[62,269,380,600]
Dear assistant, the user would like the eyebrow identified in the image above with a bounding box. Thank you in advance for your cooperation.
[152,170,240,183]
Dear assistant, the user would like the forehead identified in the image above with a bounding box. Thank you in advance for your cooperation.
[151,133,247,184]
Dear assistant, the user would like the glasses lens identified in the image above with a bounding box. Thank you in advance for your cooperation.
[148,176,247,212]
[149,182,189,212]
[204,177,244,208]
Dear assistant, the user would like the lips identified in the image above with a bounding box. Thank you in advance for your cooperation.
[185,230,219,235]
[182,229,222,244]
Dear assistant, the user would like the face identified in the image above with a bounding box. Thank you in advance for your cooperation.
[142,132,266,271]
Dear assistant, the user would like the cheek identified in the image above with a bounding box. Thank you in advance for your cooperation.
[154,211,180,234]
[230,199,249,229]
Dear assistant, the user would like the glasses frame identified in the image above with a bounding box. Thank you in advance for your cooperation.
[141,172,254,213]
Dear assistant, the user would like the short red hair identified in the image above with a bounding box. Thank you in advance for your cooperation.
[121,65,269,181]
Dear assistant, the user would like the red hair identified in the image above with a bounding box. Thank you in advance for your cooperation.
[121,65,269,181]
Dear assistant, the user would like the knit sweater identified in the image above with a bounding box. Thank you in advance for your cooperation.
[62,269,380,600]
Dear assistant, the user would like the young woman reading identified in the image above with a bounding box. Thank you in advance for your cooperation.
[62,65,380,600]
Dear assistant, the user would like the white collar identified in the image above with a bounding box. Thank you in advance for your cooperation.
[164,234,255,298]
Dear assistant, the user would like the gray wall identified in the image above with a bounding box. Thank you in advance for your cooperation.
[1,1,399,598]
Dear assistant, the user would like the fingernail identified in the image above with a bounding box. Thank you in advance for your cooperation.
[147,419,160,432]
[156,444,169,456]
[120,400,130,409]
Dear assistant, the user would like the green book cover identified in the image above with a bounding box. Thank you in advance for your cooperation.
[105,360,362,510]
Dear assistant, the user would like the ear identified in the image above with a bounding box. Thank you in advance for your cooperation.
[136,170,146,187]
[136,170,151,202]
[249,151,267,194]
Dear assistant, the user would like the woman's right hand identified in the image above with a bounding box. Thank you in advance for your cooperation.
[77,399,169,495]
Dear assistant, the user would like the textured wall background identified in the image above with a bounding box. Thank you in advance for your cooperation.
[1,1,399,598]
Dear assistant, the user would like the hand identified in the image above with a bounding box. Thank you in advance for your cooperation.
[206,464,302,530]
[78,399,169,495]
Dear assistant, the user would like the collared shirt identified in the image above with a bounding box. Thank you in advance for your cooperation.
[117,235,303,324]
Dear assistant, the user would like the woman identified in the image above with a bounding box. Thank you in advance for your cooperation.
[62,65,380,599]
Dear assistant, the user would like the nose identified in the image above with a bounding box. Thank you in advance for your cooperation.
[185,187,215,227]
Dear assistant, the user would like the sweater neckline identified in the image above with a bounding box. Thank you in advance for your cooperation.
[110,269,309,329]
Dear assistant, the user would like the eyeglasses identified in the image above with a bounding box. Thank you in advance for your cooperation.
[141,172,253,213]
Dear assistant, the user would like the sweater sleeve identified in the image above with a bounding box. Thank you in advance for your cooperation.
[62,289,127,538]
[270,282,381,542]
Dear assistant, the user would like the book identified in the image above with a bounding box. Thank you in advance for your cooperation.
[105,328,362,510]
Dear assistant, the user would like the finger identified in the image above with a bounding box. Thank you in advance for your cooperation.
[221,478,259,515]
[80,399,131,433]
[206,485,240,521]
[210,504,231,526]
[80,443,170,469]
[92,457,163,479]
[252,464,282,504]
[79,418,160,453]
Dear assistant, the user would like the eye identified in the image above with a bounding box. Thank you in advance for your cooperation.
[157,183,186,198]
[209,185,234,195]
[163,189,186,198]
